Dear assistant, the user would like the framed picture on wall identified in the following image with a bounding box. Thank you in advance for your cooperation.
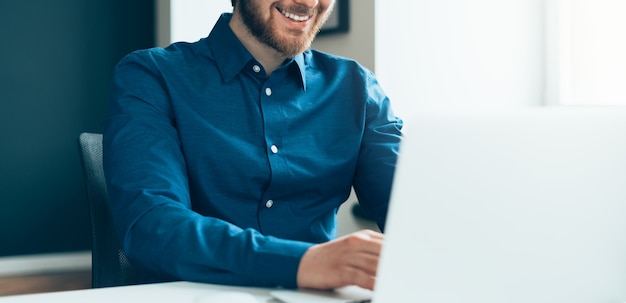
[319,0,349,35]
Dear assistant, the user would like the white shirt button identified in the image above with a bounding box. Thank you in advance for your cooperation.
[265,200,274,208]
[270,145,279,154]
[252,65,261,73]
[265,87,272,96]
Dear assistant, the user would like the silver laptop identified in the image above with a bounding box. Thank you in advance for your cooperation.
[373,107,626,303]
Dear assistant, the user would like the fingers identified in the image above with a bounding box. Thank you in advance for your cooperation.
[348,250,380,276]
[342,230,384,258]
[338,232,383,290]
[340,266,377,291]
[359,229,384,240]
[297,229,384,290]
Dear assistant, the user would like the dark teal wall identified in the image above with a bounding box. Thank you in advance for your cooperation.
[0,1,155,257]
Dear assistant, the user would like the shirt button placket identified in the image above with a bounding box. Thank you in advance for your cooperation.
[262,84,276,215]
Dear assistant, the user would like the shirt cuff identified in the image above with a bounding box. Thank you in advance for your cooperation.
[249,236,314,288]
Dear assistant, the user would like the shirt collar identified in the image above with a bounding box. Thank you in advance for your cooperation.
[206,13,307,90]
[293,53,307,92]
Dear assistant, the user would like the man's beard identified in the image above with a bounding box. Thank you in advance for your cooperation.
[238,1,332,57]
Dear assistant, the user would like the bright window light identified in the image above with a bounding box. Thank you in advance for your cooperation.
[545,0,626,106]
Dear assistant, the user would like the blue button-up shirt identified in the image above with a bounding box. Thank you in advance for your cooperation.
[103,13,402,288]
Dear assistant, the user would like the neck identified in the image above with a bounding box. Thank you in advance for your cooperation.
[229,12,287,76]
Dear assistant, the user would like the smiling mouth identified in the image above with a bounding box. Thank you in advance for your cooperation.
[278,7,313,22]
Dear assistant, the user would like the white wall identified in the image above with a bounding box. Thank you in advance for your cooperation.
[545,0,626,106]
[157,0,231,46]
[375,0,545,117]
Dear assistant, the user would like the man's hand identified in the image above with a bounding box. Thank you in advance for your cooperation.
[297,229,384,290]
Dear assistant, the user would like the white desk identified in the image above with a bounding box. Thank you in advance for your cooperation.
[0,282,272,303]
[0,281,373,303]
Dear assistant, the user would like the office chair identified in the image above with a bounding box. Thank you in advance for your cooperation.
[77,132,138,288]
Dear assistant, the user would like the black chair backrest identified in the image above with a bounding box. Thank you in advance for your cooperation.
[77,132,138,288]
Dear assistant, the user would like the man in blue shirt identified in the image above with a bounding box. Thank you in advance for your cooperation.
[104,0,402,291]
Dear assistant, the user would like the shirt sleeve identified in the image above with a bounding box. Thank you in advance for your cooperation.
[103,51,312,288]
[352,70,404,231]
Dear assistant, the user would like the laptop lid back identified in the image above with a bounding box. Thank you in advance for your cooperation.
[374,108,626,303]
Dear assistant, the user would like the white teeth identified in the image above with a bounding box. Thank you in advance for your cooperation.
[281,10,310,22]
